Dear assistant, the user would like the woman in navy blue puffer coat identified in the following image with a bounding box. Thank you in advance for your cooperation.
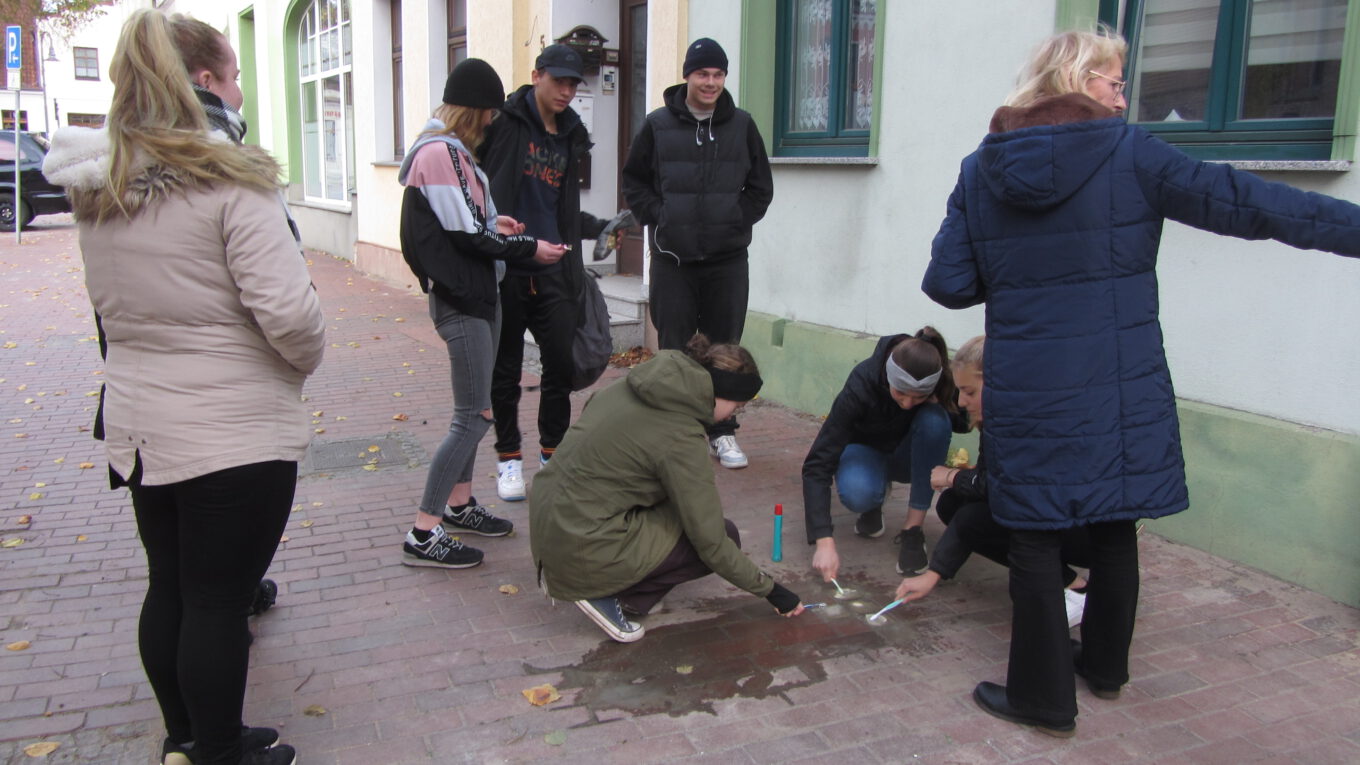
[924,29,1360,737]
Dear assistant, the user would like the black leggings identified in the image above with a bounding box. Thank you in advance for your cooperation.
[131,460,296,764]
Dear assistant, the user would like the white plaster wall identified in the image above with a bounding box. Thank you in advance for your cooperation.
[686,0,740,100]
[724,0,1360,434]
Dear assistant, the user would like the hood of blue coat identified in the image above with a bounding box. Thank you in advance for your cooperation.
[626,350,715,424]
[978,93,1124,212]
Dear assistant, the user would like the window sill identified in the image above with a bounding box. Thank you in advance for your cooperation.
[372,160,401,168]
[1210,159,1352,172]
[770,156,879,166]
[292,198,353,214]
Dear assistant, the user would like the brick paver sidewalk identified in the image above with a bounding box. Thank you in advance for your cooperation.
[2,218,1358,764]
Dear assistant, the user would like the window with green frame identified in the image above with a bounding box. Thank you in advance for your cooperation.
[774,0,877,157]
[1120,0,1350,160]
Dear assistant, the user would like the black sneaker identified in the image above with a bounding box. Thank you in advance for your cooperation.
[442,499,514,537]
[401,525,484,568]
[576,597,645,643]
[248,579,278,617]
[894,526,928,575]
[243,744,297,765]
[854,509,885,538]
[161,726,281,764]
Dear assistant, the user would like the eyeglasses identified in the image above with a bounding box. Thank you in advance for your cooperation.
[1087,69,1127,95]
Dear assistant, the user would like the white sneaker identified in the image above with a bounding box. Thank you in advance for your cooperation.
[496,459,526,501]
[1065,589,1087,628]
[709,435,748,469]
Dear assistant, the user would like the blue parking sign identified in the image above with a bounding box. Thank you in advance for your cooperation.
[6,26,19,70]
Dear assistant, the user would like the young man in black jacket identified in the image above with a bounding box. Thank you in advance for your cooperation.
[622,37,774,470]
[478,44,608,501]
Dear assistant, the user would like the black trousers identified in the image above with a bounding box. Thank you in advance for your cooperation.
[935,491,1092,586]
[649,253,749,438]
[131,460,296,764]
[613,519,741,615]
[492,271,576,457]
[1006,520,1138,722]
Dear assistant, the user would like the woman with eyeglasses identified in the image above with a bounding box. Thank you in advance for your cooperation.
[925,28,1360,737]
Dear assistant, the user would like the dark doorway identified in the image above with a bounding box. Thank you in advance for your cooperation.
[616,0,648,275]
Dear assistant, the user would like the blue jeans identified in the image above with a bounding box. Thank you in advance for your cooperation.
[419,293,499,516]
[835,402,951,513]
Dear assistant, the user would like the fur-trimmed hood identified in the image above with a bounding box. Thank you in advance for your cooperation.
[976,93,1123,212]
[44,126,243,219]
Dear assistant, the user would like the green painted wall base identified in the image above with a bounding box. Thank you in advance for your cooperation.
[743,312,1360,607]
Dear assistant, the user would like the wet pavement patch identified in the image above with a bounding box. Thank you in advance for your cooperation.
[299,432,426,477]
[524,579,953,720]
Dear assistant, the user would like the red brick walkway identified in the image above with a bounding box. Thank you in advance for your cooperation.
[2,217,1358,764]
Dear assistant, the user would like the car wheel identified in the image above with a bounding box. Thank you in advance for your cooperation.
[0,194,30,232]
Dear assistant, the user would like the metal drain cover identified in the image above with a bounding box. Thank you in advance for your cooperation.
[300,432,425,476]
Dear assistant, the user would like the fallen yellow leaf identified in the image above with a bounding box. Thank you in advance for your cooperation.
[28,493,43,500]
[311,410,324,417]
[314,428,326,434]
[675,665,694,675]
[401,362,411,367]
[394,317,406,323]
[279,535,290,543]
[22,741,59,757]
[392,392,403,397]
[75,535,87,542]
[303,705,327,717]
[334,416,347,421]
[34,482,46,488]
[53,457,64,464]
[291,504,303,512]
[311,501,323,507]
[2,538,23,548]
[362,464,378,471]
[498,584,519,595]
[521,684,561,706]
[300,520,314,528]
[17,515,31,525]
[1,341,15,349]
[6,640,31,651]
[78,462,94,469]
[392,413,409,421]
[367,445,380,453]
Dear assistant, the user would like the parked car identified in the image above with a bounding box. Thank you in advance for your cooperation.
[0,132,71,230]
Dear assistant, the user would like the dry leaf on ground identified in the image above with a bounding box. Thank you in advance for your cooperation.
[3,538,25,548]
[303,705,327,717]
[392,413,409,421]
[78,462,94,469]
[22,741,59,757]
[498,584,519,595]
[521,684,560,706]
[17,515,31,525]
[675,665,694,675]
[6,641,31,651]
[300,520,314,528]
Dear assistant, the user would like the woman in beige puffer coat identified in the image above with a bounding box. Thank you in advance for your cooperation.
[43,11,322,765]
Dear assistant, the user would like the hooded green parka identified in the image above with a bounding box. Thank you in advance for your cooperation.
[529,351,774,601]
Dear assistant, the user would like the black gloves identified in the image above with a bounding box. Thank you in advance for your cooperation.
[765,582,801,614]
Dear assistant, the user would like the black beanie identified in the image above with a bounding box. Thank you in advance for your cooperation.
[683,37,728,78]
[443,58,505,109]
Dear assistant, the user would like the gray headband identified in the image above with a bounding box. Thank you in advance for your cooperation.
[885,354,941,395]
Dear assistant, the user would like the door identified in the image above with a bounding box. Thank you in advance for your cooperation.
[616,0,648,275]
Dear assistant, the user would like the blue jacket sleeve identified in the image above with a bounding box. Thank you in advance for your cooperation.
[924,166,986,308]
[1132,130,1360,257]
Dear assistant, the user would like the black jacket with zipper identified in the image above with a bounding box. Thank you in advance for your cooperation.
[478,85,607,293]
[621,84,773,264]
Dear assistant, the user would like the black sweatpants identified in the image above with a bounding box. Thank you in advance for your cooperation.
[492,270,576,457]
[131,460,296,764]
[649,253,749,438]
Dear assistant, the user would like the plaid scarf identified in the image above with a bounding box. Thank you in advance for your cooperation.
[193,85,247,143]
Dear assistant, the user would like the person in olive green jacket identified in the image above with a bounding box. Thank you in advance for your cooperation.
[530,335,804,642]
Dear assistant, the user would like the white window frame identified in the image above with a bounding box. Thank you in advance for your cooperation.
[297,0,355,204]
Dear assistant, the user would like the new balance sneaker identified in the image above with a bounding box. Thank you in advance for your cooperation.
[709,435,748,469]
[576,597,645,643]
[496,459,526,501]
[854,509,885,538]
[442,499,513,536]
[894,526,928,575]
[162,726,282,765]
[401,525,484,568]
[1065,588,1087,628]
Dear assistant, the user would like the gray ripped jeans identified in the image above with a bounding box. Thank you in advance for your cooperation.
[418,293,500,516]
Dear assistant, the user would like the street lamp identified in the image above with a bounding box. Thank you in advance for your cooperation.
[36,31,58,135]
